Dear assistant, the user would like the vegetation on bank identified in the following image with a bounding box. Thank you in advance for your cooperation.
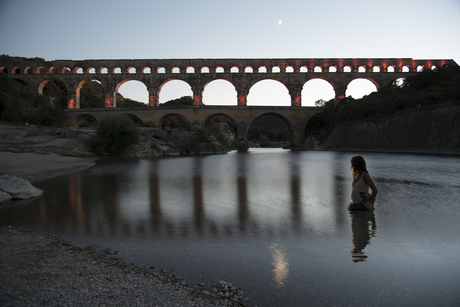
[89,115,141,156]
[306,65,460,142]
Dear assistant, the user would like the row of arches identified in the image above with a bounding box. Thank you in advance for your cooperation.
[2,64,438,75]
[41,77,381,108]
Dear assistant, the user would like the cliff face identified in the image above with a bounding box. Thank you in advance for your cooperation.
[324,101,460,154]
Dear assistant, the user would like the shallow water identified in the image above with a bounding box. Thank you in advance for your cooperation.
[2,149,460,306]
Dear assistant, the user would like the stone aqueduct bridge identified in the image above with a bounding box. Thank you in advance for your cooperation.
[1,57,457,148]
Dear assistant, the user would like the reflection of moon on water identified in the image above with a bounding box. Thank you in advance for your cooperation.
[269,243,289,286]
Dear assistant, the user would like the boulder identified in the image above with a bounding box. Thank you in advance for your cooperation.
[0,191,12,204]
[0,174,43,200]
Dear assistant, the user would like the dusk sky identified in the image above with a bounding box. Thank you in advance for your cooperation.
[1,0,459,106]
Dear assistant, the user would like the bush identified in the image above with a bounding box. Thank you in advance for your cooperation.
[91,115,140,156]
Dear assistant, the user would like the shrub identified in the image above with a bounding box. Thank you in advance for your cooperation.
[91,115,140,156]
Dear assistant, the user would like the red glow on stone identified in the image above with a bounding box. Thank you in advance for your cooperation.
[68,98,76,109]
[194,95,201,106]
[149,95,158,107]
[105,94,112,108]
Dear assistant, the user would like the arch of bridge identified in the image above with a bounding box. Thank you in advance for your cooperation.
[2,58,456,109]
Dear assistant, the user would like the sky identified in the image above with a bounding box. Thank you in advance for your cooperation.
[1,0,459,106]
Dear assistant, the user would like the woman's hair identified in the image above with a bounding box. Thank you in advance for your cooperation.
[350,156,367,177]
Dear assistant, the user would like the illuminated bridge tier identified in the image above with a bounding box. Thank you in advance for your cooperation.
[64,105,322,149]
[1,58,457,108]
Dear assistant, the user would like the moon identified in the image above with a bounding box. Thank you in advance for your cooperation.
[278,20,282,25]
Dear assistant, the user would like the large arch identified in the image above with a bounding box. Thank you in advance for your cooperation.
[301,78,336,106]
[247,112,293,147]
[159,79,193,105]
[202,79,238,106]
[247,79,290,106]
[76,78,105,109]
[345,78,379,99]
[116,79,149,106]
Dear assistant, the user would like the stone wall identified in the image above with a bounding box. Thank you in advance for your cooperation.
[324,101,460,154]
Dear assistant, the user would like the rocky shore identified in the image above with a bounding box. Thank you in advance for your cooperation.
[0,125,246,306]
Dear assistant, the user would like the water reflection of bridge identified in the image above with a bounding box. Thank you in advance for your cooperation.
[37,153,350,238]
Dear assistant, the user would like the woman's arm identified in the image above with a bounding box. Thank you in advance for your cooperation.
[363,173,378,204]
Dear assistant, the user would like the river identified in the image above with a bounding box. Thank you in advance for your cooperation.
[1,149,460,306]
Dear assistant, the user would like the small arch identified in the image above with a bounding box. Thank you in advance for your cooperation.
[157,67,166,73]
[88,67,96,74]
[393,77,405,88]
[128,67,136,73]
[300,66,308,73]
[201,66,210,73]
[272,66,281,73]
[285,66,294,73]
[358,66,366,73]
[230,66,239,73]
[1,67,8,73]
[76,67,83,74]
[402,66,410,72]
[343,66,352,72]
[13,67,20,74]
[431,65,437,71]
[373,66,381,72]
[172,67,180,73]
[314,66,322,73]
[417,65,424,72]
[387,66,395,72]
[186,66,195,73]
[114,67,122,74]
[100,67,108,74]
[25,67,33,74]
[49,67,58,74]
[62,67,71,74]
[216,66,225,73]
[37,67,46,74]
[244,66,253,73]
[328,66,337,72]
[258,66,267,73]
[143,67,151,73]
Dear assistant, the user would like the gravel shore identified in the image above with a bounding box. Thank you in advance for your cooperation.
[0,226,240,307]
[0,126,244,306]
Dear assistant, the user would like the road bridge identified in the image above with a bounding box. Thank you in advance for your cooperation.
[64,105,322,149]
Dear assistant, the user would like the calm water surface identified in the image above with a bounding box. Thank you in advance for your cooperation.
[2,149,460,306]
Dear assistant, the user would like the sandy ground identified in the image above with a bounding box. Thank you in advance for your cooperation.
[0,151,97,183]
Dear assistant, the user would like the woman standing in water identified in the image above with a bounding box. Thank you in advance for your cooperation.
[349,156,378,211]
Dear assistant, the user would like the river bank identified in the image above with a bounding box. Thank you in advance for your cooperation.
[0,125,245,306]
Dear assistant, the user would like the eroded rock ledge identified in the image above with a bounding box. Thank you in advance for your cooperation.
[324,101,460,154]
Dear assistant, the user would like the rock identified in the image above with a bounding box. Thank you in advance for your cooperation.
[0,174,43,200]
[324,101,460,153]
[0,191,12,204]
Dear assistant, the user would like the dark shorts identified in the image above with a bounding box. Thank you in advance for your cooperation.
[348,203,369,211]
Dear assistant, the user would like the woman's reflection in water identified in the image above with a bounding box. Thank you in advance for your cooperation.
[349,211,376,262]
